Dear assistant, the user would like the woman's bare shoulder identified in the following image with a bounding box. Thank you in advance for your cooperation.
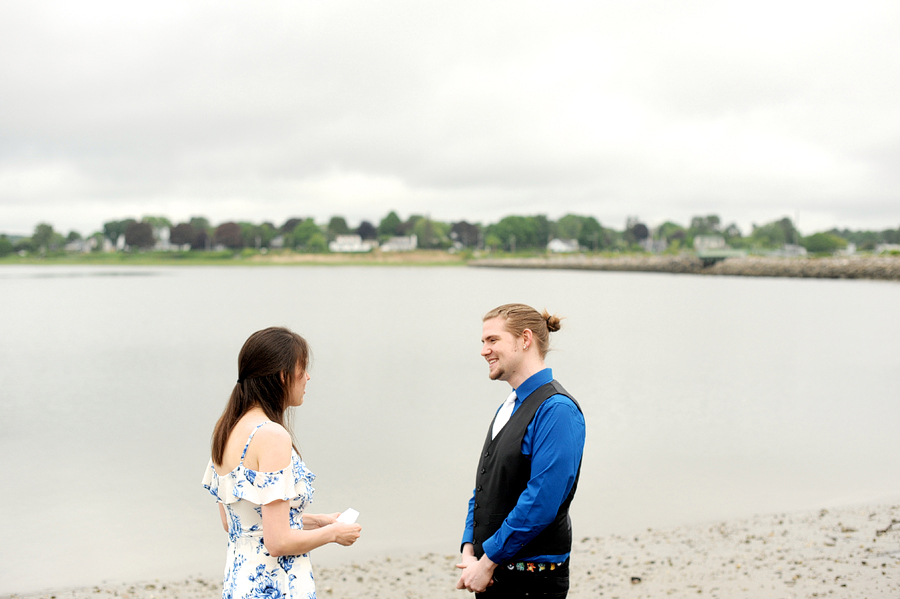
[252,421,292,445]
[247,421,293,472]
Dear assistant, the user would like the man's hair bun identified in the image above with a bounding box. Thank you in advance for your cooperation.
[543,310,562,333]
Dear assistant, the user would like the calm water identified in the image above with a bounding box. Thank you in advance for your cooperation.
[1,265,899,594]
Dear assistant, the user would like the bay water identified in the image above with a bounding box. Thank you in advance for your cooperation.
[1,265,898,594]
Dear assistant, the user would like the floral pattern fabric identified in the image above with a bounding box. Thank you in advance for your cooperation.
[202,422,317,599]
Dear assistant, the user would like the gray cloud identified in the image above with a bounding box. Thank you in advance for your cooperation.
[2,0,899,236]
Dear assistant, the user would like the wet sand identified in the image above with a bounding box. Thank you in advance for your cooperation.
[7,503,898,599]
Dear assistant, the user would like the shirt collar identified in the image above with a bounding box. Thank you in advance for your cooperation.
[512,368,553,402]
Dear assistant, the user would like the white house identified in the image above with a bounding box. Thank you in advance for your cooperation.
[775,244,808,257]
[547,238,579,253]
[836,242,857,256]
[693,235,726,251]
[328,235,378,253]
[64,237,97,253]
[381,234,417,252]
[153,226,174,251]
[640,238,668,253]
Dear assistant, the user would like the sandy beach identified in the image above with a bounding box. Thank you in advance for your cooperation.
[7,502,898,599]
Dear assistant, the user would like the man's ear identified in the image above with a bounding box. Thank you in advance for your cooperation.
[522,328,534,347]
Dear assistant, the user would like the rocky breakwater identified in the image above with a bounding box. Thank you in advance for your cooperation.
[469,254,900,281]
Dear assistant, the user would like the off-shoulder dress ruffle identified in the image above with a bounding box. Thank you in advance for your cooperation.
[202,454,316,507]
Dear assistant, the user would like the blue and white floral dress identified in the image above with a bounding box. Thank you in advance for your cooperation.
[202,422,317,599]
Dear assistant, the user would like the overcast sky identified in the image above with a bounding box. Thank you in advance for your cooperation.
[2,0,899,237]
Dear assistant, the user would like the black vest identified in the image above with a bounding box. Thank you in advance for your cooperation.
[472,380,582,560]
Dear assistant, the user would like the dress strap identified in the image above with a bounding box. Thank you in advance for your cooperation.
[239,422,271,465]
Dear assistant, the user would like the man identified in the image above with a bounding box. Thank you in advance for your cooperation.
[456,303,586,598]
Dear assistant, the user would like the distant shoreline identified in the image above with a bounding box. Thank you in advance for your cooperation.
[3,251,900,280]
[471,254,900,281]
[0,249,468,267]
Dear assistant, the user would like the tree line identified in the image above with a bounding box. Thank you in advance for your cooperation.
[2,211,899,257]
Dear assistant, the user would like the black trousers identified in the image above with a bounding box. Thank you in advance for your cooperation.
[476,559,569,599]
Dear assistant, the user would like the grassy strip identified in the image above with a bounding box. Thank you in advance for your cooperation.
[0,249,472,267]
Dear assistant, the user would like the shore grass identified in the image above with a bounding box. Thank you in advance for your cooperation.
[0,249,471,267]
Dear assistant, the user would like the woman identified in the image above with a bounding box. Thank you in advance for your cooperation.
[202,327,361,599]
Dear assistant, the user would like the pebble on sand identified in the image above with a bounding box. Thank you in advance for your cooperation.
[5,503,898,599]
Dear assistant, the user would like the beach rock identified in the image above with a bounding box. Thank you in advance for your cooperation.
[5,504,898,599]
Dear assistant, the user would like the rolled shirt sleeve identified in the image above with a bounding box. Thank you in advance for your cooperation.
[461,490,476,548]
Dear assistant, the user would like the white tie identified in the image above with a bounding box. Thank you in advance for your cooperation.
[491,390,518,439]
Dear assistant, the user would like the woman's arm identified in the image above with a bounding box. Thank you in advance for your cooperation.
[262,501,360,557]
[302,512,341,530]
[251,424,361,557]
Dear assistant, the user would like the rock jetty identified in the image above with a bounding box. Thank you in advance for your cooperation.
[469,254,900,281]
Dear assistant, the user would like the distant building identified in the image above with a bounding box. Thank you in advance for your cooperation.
[329,235,378,253]
[694,235,726,251]
[836,243,857,256]
[776,244,808,257]
[876,243,900,254]
[640,238,668,254]
[64,238,97,253]
[270,236,285,249]
[153,226,174,251]
[547,238,579,253]
[381,234,417,252]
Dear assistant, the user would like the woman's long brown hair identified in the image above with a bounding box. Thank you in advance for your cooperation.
[211,327,309,466]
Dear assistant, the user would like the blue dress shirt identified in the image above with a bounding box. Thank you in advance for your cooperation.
[462,368,586,563]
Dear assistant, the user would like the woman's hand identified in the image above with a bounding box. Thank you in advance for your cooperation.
[303,512,340,529]
[329,521,362,546]
[263,502,361,556]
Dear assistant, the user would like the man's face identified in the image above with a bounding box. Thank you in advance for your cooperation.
[481,317,522,382]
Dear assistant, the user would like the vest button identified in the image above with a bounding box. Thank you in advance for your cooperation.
[480,468,486,474]
[476,486,483,491]
[483,451,490,457]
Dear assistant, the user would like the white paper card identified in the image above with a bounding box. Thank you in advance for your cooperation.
[337,508,359,524]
